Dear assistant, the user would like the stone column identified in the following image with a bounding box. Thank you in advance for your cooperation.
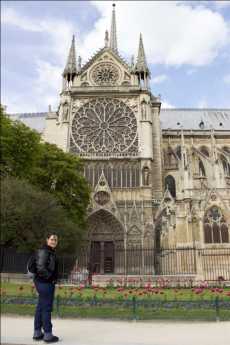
[151,104,163,199]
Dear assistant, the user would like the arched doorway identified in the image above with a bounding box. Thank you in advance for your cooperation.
[87,209,124,274]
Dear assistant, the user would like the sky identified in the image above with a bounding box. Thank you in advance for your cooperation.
[1,0,230,113]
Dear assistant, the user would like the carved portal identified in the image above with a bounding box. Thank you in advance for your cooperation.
[87,209,124,274]
[87,209,124,244]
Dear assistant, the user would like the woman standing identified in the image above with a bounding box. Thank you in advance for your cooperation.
[33,233,59,343]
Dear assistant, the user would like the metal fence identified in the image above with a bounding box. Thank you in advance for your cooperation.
[2,294,230,321]
[1,246,230,283]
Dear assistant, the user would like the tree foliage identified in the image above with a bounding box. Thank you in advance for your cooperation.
[0,106,90,253]
[1,177,83,253]
[0,108,41,178]
[29,142,90,227]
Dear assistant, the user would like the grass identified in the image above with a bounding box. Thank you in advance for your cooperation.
[1,282,230,320]
[2,303,230,321]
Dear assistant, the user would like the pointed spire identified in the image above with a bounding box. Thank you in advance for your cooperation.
[180,127,188,170]
[135,33,150,75]
[78,56,82,71]
[104,30,109,48]
[131,55,134,67]
[110,3,118,53]
[63,35,77,79]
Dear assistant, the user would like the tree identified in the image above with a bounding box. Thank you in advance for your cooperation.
[0,107,41,178]
[29,142,90,227]
[0,107,90,253]
[1,177,83,254]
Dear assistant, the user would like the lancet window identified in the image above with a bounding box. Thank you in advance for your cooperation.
[220,155,230,177]
[203,206,229,244]
[200,146,209,157]
[198,159,206,177]
[163,147,178,170]
[84,162,140,188]
[165,175,176,198]
[175,146,182,160]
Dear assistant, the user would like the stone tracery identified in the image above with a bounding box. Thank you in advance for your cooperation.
[71,98,138,154]
[91,62,120,85]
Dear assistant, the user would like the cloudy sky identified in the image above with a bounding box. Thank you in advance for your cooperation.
[1,0,230,113]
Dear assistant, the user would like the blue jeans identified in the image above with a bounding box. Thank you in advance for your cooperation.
[34,280,55,334]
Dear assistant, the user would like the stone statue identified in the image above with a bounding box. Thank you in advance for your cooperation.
[62,102,69,121]
[141,101,147,120]
[143,166,150,186]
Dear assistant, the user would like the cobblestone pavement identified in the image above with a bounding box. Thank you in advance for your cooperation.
[1,316,230,345]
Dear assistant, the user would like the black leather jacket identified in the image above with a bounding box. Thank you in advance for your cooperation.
[34,244,58,283]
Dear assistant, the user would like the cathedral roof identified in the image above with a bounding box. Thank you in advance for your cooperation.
[160,109,230,131]
[9,112,47,133]
[9,109,230,134]
[79,46,131,74]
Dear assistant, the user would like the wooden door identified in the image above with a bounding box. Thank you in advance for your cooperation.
[90,241,101,274]
[104,242,114,273]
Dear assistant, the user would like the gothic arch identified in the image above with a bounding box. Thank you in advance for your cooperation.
[200,146,209,157]
[165,175,176,198]
[222,146,230,155]
[83,161,140,188]
[203,206,229,244]
[87,209,125,274]
[87,209,124,244]
[220,155,230,177]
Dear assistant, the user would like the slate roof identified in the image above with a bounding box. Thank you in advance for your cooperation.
[160,109,230,131]
[9,112,47,133]
[9,108,230,133]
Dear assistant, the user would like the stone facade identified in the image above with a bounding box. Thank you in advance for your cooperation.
[12,5,230,281]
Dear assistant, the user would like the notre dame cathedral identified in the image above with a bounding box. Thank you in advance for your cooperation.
[12,4,230,283]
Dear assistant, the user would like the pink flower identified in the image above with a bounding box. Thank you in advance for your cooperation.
[117,288,124,292]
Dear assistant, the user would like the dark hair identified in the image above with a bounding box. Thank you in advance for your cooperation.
[46,232,58,240]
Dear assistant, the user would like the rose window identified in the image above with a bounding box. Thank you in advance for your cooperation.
[94,191,110,206]
[91,63,119,85]
[71,98,137,154]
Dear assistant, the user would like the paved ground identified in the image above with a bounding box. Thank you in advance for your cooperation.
[1,316,230,345]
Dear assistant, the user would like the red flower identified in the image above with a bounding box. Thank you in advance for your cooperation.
[117,288,124,292]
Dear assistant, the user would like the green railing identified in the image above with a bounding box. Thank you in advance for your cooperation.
[1,294,230,321]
